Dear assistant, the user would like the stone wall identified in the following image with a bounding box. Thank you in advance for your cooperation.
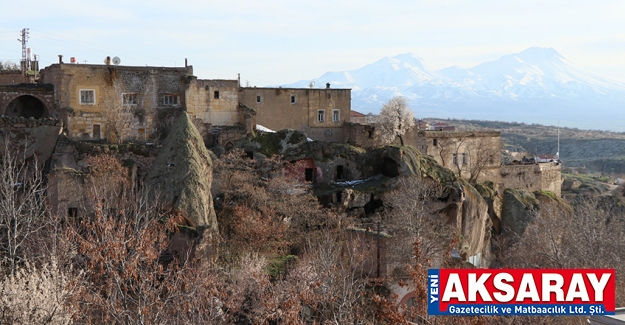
[0,84,56,119]
[0,116,63,166]
[186,79,242,126]
[38,63,193,141]
[500,162,561,197]
[239,87,351,141]
[0,72,27,85]
[418,130,502,183]
[344,122,380,148]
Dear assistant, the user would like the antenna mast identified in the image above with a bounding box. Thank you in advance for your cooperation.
[18,28,30,73]
[556,121,560,160]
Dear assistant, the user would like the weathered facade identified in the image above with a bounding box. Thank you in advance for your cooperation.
[36,63,255,143]
[38,63,196,141]
[0,71,28,85]
[417,130,502,184]
[0,84,55,119]
[500,162,562,197]
[238,86,351,142]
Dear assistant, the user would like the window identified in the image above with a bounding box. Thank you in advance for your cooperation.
[214,91,220,99]
[317,110,325,122]
[462,153,468,165]
[80,89,95,104]
[137,128,146,141]
[433,138,438,146]
[163,94,179,106]
[256,95,263,104]
[93,124,101,140]
[332,109,340,122]
[122,93,137,105]
[452,153,458,165]
[290,94,297,104]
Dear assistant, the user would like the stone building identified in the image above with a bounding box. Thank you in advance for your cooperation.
[416,130,502,184]
[238,86,351,142]
[500,162,562,197]
[35,61,257,143]
[38,62,197,141]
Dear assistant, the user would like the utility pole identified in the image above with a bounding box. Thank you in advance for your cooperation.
[18,28,30,74]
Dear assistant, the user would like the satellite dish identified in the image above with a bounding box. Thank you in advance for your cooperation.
[112,56,121,65]
[309,81,315,88]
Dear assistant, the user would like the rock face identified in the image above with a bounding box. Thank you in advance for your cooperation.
[501,189,539,236]
[475,181,504,233]
[0,123,62,166]
[440,181,493,263]
[145,114,218,253]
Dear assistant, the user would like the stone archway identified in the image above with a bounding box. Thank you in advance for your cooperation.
[5,95,47,118]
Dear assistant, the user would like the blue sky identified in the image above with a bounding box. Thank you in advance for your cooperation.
[1,0,624,86]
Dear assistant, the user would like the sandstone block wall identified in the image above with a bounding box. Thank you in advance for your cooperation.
[0,85,56,118]
[0,72,27,85]
[39,64,192,141]
[239,87,351,141]
[186,79,241,126]
[500,162,561,197]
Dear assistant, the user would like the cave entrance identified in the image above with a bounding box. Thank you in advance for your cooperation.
[5,95,46,118]
[364,194,384,214]
[381,157,399,177]
[336,165,344,180]
[305,168,314,182]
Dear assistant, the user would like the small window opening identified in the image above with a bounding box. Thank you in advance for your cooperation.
[368,130,373,138]
[245,151,254,159]
[433,139,438,146]
[290,95,297,104]
[214,91,220,99]
[138,128,146,141]
[305,168,314,182]
[336,191,342,203]
[336,165,344,180]
[256,95,262,103]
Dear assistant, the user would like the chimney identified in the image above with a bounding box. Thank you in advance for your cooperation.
[184,58,188,67]
[58,55,63,64]
[326,82,331,89]
[105,56,111,65]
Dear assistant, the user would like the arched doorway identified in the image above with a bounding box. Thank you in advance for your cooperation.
[5,95,47,118]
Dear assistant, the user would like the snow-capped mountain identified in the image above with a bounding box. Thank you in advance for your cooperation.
[285,47,625,131]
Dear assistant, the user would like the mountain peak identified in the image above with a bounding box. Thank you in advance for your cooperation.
[517,47,564,61]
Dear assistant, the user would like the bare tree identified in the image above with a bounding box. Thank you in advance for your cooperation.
[0,259,77,325]
[377,97,415,145]
[0,139,48,274]
[0,61,20,72]
[465,136,501,184]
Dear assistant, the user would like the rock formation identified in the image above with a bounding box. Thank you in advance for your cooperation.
[145,113,218,262]
[501,188,539,236]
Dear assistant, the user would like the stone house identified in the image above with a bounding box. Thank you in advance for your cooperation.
[416,130,502,184]
[238,86,351,142]
[500,162,562,197]
[36,61,257,143]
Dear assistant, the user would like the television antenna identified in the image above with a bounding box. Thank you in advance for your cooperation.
[556,120,560,160]
[112,56,121,65]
